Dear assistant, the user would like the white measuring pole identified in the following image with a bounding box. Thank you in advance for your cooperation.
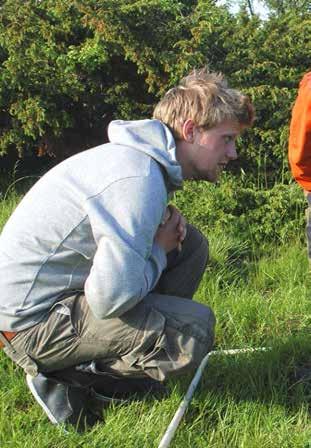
[158,347,269,448]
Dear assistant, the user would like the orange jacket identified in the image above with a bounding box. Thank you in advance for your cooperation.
[288,72,311,192]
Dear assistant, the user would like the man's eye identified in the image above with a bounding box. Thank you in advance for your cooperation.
[224,136,233,143]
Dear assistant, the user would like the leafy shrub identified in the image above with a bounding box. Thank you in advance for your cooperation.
[0,0,310,186]
[174,174,306,244]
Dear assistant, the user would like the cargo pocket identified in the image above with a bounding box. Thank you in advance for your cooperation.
[120,305,209,382]
[24,295,81,372]
[123,303,215,382]
[121,306,168,381]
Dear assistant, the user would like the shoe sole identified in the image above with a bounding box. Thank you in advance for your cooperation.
[26,374,59,425]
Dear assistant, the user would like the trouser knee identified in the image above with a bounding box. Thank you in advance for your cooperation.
[112,301,216,382]
[159,305,216,379]
[185,224,209,266]
[155,225,209,299]
[187,336,213,370]
[183,311,215,372]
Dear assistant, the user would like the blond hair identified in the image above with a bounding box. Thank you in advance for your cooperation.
[153,68,255,139]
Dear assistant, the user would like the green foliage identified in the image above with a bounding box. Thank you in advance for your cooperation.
[0,0,156,159]
[174,174,306,245]
[235,11,311,181]
[0,1,82,156]
[262,0,310,15]
[0,0,310,184]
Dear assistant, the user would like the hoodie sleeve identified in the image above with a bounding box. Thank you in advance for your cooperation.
[84,166,168,319]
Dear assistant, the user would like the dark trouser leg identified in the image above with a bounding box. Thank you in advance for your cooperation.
[154,224,209,298]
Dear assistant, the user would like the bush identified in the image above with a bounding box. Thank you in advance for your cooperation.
[0,0,310,185]
[174,175,306,245]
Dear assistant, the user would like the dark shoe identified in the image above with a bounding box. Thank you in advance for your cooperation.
[26,373,119,431]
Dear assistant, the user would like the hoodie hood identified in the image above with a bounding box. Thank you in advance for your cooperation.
[108,119,183,190]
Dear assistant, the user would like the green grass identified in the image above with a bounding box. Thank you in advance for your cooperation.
[0,186,310,447]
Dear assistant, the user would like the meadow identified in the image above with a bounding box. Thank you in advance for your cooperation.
[0,176,310,448]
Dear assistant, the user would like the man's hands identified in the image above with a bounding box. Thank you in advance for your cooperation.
[155,205,187,253]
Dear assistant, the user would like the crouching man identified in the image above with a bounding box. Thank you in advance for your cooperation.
[0,68,254,429]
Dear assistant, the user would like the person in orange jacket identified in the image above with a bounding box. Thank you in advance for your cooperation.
[288,72,311,264]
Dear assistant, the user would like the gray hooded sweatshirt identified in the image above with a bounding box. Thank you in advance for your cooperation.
[0,119,183,331]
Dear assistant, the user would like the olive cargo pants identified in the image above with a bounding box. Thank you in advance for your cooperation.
[4,225,215,381]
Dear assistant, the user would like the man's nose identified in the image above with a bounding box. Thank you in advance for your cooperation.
[227,143,238,160]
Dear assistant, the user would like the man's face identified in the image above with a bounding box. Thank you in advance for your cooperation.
[183,120,240,182]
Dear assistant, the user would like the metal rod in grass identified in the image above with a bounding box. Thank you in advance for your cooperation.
[158,346,270,448]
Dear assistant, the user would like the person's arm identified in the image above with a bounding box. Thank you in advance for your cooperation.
[84,170,169,319]
[288,72,311,191]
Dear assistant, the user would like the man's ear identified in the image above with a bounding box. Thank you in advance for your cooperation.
[182,119,195,143]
